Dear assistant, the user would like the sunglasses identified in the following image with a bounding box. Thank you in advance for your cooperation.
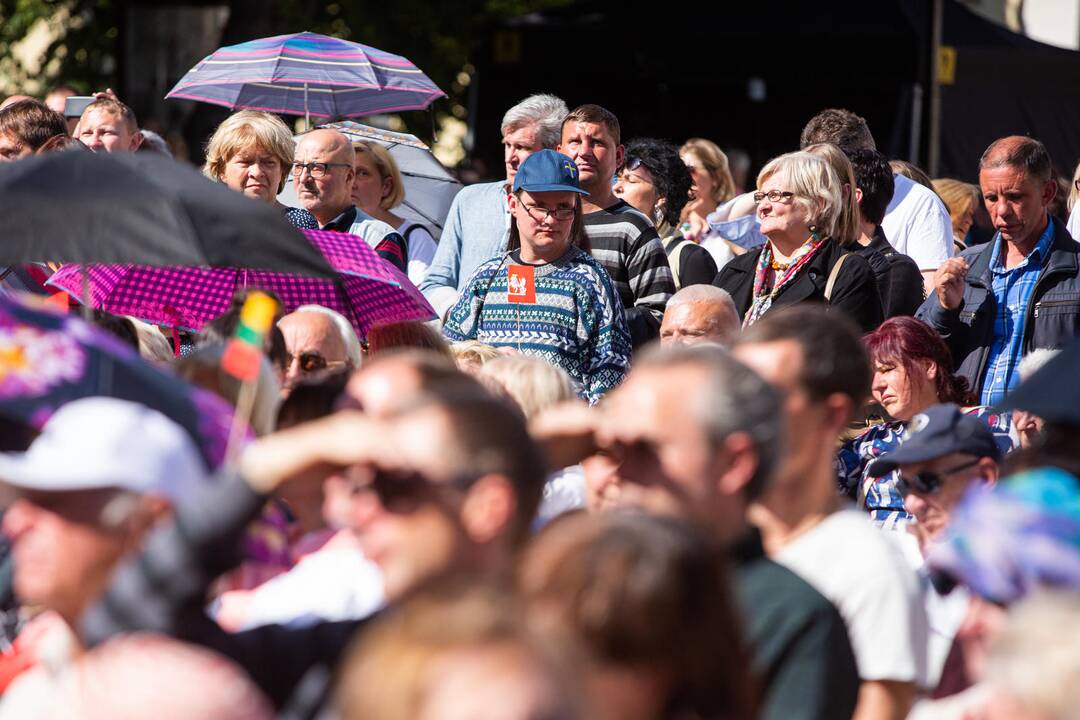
[286,351,347,374]
[899,458,980,495]
[344,466,469,514]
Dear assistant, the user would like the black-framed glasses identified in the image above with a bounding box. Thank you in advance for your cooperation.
[286,350,347,374]
[291,162,351,178]
[899,458,981,495]
[752,189,796,203]
[520,202,576,222]
[1074,179,1080,192]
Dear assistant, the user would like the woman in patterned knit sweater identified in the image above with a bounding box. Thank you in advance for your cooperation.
[443,150,631,402]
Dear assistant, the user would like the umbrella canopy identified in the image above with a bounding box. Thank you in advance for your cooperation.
[166,31,446,119]
[0,150,334,277]
[0,294,235,468]
[48,229,435,338]
[279,120,461,238]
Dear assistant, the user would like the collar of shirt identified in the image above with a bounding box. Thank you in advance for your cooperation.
[990,214,1054,276]
[320,205,358,233]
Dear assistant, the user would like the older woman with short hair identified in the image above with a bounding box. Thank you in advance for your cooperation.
[713,151,883,331]
[203,110,317,229]
[349,140,437,285]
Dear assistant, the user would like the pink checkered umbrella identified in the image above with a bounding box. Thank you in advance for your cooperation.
[47,229,434,338]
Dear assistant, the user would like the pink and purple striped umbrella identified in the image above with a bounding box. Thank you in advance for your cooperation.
[166,31,445,118]
[47,229,435,338]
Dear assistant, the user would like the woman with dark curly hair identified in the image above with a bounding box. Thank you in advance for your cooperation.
[615,138,718,288]
[837,317,1015,529]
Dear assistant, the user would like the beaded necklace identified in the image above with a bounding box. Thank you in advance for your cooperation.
[743,233,824,328]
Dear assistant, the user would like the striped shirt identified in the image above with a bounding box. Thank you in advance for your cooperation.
[583,201,675,345]
[442,247,631,403]
[981,218,1055,405]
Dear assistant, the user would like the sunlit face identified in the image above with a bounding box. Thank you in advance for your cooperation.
[222,144,283,204]
[979,165,1054,247]
[756,173,810,243]
[78,109,139,153]
[293,131,355,220]
[592,366,726,523]
[659,301,738,348]
[0,132,31,162]
[613,164,659,222]
[509,189,576,260]
[733,340,825,486]
[502,123,543,184]
[900,453,990,551]
[351,151,391,214]
[871,357,937,422]
[346,409,471,601]
[682,152,715,207]
[277,311,349,386]
[2,490,130,623]
[559,121,622,189]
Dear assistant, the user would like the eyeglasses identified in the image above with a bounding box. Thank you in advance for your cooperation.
[753,190,796,203]
[290,162,351,178]
[1074,179,1080,192]
[899,458,981,495]
[520,202,576,222]
[344,466,468,514]
[286,351,347,374]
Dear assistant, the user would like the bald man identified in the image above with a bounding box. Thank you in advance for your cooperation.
[277,305,362,388]
[292,128,408,273]
[0,95,34,111]
[659,285,740,348]
[917,135,1080,405]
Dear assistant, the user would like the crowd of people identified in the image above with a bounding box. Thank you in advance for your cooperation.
[0,80,1079,720]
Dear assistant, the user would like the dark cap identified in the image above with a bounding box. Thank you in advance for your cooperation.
[512,149,589,196]
[867,403,1002,477]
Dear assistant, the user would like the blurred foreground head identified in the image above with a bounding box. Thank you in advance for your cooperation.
[519,512,754,720]
[338,580,582,720]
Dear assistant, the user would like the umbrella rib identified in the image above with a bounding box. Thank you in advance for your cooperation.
[401,200,443,229]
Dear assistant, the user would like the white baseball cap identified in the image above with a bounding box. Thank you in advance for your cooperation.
[0,397,208,501]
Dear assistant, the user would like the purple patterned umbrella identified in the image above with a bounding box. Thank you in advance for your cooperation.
[166,31,445,119]
[47,229,435,338]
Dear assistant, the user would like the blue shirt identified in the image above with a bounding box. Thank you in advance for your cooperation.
[980,217,1055,406]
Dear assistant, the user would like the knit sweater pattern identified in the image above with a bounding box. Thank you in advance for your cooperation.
[442,246,631,402]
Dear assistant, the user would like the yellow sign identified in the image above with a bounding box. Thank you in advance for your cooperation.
[938,46,957,85]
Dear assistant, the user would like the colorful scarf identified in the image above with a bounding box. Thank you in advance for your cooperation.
[742,234,824,328]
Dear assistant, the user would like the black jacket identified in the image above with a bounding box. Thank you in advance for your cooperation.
[916,217,1080,397]
[713,237,884,332]
[857,227,925,318]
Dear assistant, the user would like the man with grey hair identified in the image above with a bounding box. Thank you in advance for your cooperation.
[277,305,362,388]
[420,93,567,317]
[549,344,859,720]
[659,285,739,348]
[293,128,407,272]
[916,135,1080,405]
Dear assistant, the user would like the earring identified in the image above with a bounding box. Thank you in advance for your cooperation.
[653,206,664,225]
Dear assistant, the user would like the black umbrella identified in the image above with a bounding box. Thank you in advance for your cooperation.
[0,150,334,277]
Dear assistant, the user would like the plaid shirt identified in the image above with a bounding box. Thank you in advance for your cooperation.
[980,218,1055,405]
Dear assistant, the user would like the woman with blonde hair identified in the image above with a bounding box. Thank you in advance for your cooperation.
[350,140,438,285]
[713,151,883,331]
[932,177,980,252]
[203,110,317,229]
[679,138,736,228]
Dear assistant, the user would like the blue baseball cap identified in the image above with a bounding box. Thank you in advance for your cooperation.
[867,403,1002,477]
[512,149,589,195]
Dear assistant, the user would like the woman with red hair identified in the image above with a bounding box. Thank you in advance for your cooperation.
[837,317,1015,529]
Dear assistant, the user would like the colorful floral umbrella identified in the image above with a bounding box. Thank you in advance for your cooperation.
[48,229,435,338]
[166,31,445,121]
[0,294,235,468]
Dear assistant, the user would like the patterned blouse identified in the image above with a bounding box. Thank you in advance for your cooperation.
[836,406,1016,529]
